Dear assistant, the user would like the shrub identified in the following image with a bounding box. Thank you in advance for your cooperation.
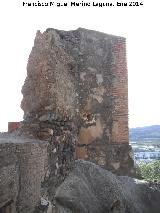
[138,160,160,182]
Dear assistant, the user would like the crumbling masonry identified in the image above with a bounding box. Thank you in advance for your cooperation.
[0,28,135,213]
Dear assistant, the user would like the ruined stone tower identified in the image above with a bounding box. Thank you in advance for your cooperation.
[0,28,135,213]
[21,28,134,178]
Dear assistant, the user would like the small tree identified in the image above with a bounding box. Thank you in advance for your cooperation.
[138,160,160,182]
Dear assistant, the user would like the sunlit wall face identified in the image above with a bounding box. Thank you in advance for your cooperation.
[0,0,160,131]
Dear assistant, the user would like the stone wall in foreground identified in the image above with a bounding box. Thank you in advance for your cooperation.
[20,28,134,181]
[0,136,48,213]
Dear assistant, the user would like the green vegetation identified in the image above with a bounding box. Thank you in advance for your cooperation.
[138,160,160,182]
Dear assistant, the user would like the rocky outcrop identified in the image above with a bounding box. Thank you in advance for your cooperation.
[0,135,158,213]
[55,160,160,213]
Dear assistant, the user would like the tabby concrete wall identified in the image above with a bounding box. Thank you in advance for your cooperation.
[0,137,48,213]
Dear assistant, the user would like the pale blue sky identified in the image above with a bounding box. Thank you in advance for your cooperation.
[0,0,160,131]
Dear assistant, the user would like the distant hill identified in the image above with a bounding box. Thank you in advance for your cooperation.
[129,125,160,141]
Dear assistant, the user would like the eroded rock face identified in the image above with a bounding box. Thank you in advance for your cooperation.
[55,160,160,213]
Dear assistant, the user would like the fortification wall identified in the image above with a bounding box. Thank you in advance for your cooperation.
[0,136,48,213]
[0,28,136,213]
[20,28,134,180]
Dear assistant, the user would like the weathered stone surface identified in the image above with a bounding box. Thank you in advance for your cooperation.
[1,28,156,213]
[83,143,135,176]
[55,160,160,213]
[21,29,76,115]
[0,135,48,213]
[21,28,129,145]
[20,28,133,180]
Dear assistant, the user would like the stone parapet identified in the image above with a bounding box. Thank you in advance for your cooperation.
[0,136,48,213]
